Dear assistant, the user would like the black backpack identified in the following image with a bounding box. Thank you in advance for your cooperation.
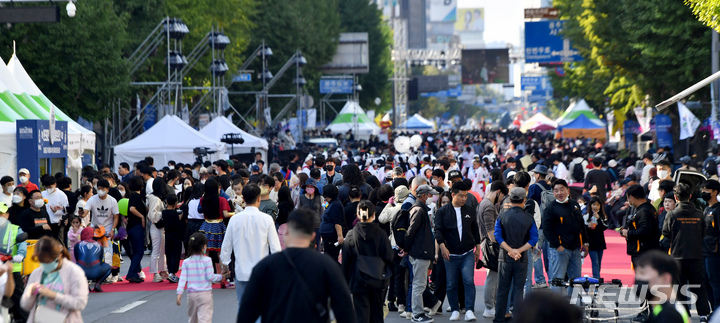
[391,208,411,250]
[572,163,585,182]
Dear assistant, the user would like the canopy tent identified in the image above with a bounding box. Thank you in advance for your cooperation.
[7,55,96,158]
[0,122,16,179]
[114,115,226,171]
[556,99,606,139]
[400,114,436,132]
[199,116,269,153]
[325,100,380,140]
[520,113,557,133]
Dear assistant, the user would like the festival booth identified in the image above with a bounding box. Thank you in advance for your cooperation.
[199,116,268,166]
[113,115,226,171]
[0,53,96,181]
[556,99,607,139]
[520,113,557,133]
[400,114,436,133]
[325,100,380,141]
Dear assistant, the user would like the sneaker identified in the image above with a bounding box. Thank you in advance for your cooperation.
[428,301,442,316]
[152,274,164,283]
[532,282,549,289]
[482,308,495,318]
[400,312,413,319]
[700,316,709,323]
[460,309,466,314]
[449,311,460,321]
[446,306,452,313]
[398,304,406,314]
[144,249,151,255]
[167,274,179,283]
[464,310,476,321]
[224,281,235,289]
[411,313,434,322]
[138,272,146,280]
[127,277,143,283]
[117,276,124,282]
[105,275,118,284]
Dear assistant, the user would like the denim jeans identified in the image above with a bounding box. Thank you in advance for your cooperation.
[548,247,582,294]
[125,224,145,280]
[533,233,547,285]
[705,255,720,309]
[524,251,534,296]
[445,251,476,312]
[589,250,604,279]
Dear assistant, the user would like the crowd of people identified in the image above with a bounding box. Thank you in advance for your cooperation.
[0,128,717,322]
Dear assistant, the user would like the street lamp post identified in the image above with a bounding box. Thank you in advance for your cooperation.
[294,50,307,143]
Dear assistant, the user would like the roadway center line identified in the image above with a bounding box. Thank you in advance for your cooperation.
[111,301,147,314]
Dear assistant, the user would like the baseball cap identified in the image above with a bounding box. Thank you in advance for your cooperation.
[448,170,462,180]
[18,168,29,175]
[251,165,260,172]
[508,187,527,203]
[416,184,439,195]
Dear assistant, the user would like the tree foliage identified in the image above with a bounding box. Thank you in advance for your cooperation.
[551,0,710,127]
[686,0,720,32]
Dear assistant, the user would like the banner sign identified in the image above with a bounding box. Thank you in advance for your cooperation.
[624,120,640,150]
[320,79,353,94]
[655,114,673,149]
[524,20,583,64]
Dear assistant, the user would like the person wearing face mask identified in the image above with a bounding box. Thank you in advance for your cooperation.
[660,183,711,320]
[648,160,673,202]
[8,187,29,226]
[431,169,448,192]
[541,179,588,294]
[40,176,68,242]
[319,157,343,187]
[16,168,39,193]
[701,179,720,310]
[85,180,120,268]
[298,177,324,249]
[632,250,689,323]
[75,185,94,227]
[19,190,53,239]
[477,181,508,318]
[0,176,14,208]
[0,201,29,322]
[20,236,88,322]
[320,185,345,263]
[620,185,660,267]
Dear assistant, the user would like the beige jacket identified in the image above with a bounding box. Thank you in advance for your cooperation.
[21,259,89,323]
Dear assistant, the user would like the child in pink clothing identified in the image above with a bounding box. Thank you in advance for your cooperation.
[176,232,224,323]
[67,216,83,262]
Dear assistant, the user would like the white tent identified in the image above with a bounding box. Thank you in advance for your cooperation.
[6,54,96,162]
[400,114,436,132]
[114,115,226,171]
[325,100,380,140]
[199,116,268,153]
[0,122,16,178]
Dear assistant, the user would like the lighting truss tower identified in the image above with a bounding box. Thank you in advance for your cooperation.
[391,18,408,130]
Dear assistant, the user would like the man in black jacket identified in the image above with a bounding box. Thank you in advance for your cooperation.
[405,184,439,323]
[541,179,588,293]
[701,179,720,309]
[493,187,538,323]
[435,182,481,321]
[662,183,711,320]
[620,184,659,266]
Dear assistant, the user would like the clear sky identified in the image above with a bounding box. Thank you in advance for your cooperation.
[458,0,537,48]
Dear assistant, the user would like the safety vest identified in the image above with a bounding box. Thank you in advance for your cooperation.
[0,224,21,272]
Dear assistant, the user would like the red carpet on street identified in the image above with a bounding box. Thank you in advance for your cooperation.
[101,231,634,293]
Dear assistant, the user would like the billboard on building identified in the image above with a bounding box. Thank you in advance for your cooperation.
[461,49,510,85]
[428,0,456,22]
[454,8,483,32]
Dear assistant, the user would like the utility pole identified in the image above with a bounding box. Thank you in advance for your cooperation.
[712,27,719,150]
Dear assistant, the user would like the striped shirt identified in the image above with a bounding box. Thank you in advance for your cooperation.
[176,255,222,295]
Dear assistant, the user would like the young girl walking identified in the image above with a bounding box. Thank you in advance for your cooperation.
[176,232,225,323]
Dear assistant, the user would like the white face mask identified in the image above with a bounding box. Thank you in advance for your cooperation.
[97,190,107,198]
[201,180,206,185]
[11,195,22,204]
[46,187,55,194]
[578,202,585,209]
[556,196,569,204]
[168,166,175,170]
[658,170,669,179]
[33,199,44,208]
[118,189,126,197]
[18,176,28,184]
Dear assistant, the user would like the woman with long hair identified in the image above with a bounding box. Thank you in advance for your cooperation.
[21,237,88,322]
[147,178,168,282]
[184,183,205,250]
[8,186,29,226]
[126,177,147,283]
[276,186,294,249]
[198,178,231,288]
[342,200,393,323]
[340,164,372,203]
[584,196,608,278]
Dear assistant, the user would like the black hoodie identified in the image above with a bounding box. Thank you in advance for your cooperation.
[341,221,393,293]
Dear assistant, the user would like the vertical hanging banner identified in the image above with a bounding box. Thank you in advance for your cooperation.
[678,102,700,140]
[624,120,639,150]
[655,114,673,149]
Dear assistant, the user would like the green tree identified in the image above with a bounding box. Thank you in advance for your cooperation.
[0,0,130,121]
[338,0,393,113]
[686,0,720,31]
